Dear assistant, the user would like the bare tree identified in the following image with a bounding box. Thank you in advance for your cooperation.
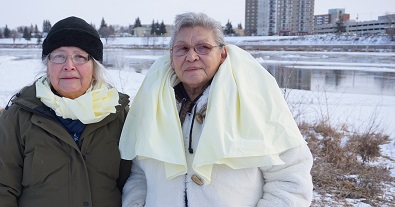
[98,18,114,44]
[334,11,346,36]
[99,27,112,44]
[10,30,20,44]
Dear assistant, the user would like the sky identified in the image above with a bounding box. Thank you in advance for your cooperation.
[0,0,394,30]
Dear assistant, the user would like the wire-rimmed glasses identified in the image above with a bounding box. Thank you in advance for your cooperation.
[171,43,224,57]
[48,52,91,64]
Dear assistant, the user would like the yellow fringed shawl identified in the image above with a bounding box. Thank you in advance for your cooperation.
[119,45,305,184]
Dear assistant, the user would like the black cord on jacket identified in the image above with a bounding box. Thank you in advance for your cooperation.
[188,106,198,154]
[4,92,20,110]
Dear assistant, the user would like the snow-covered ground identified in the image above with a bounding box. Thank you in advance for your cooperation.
[0,34,394,206]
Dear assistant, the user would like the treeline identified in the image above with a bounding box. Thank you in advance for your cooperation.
[0,17,243,43]
[0,19,50,44]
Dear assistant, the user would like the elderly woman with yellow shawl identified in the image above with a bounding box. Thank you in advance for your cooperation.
[120,12,313,207]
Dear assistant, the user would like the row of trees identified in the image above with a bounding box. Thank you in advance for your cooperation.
[0,19,52,43]
[225,20,243,35]
[150,20,167,36]
[0,17,242,43]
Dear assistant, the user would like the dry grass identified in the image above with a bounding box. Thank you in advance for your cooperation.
[349,132,391,163]
[279,67,395,206]
[299,121,395,206]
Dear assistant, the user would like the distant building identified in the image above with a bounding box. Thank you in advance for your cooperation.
[133,26,151,37]
[245,0,315,36]
[133,25,173,37]
[314,12,395,35]
[245,0,258,35]
[378,14,395,22]
[328,9,350,24]
[314,9,350,26]
[314,14,332,25]
[234,28,245,36]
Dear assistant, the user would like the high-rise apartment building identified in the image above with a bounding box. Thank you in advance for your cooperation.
[245,0,315,36]
[245,0,258,36]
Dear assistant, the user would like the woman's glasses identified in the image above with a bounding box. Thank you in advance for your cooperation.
[171,43,223,57]
[48,52,91,64]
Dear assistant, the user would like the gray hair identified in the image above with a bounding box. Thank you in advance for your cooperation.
[91,59,114,88]
[169,12,226,48]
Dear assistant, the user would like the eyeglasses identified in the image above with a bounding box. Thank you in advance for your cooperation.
[171,43,223,57]
[48,52,91,64]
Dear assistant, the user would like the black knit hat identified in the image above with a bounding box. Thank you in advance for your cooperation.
[42,16,103,62]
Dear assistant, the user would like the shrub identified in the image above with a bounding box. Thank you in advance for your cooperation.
[300,121,394,206]
[348,132,390,163]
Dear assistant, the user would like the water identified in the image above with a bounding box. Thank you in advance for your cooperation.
[251,51,395,96]
[1,48,394,96]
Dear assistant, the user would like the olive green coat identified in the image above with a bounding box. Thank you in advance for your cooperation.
[0,84,131,207]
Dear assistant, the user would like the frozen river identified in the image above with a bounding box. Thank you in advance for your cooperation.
[1,48,394,96]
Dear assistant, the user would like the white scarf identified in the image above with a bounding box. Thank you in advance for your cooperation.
[119,45,306,184]
[36,76,119,124]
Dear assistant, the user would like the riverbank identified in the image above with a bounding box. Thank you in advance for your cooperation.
[1,43,394,52]
[1,34,394,52]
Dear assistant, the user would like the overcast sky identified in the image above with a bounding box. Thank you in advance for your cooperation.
[1,0,394,30]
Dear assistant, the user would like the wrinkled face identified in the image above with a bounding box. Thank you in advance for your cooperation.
[47,46,94,99]
[170,26,227,90]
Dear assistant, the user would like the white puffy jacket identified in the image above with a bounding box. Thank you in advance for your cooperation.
[122,89,313,207]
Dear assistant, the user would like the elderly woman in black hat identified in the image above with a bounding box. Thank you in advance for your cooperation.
[0,16,131,207]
